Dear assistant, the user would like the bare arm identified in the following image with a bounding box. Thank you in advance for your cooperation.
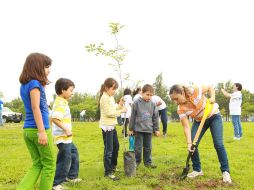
[221,89,231,98]
[181,117,194,152]
[51,118,72,137]
[30,88,47,146]
[202,85,216,103]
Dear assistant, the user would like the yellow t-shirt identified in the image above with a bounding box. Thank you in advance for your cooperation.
[51,96,72,144]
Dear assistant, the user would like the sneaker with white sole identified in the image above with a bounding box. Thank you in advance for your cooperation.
[105,174,120,181]
[222,171,232,184]
[65,177,82,183]
[187,170,204,178]
[52,184,66,190]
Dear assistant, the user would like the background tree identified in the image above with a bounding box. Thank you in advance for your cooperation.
[85,22,128,91]
[153,73,169,103]
[215,81,233,121]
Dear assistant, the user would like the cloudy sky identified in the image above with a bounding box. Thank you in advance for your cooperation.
[0,0,254,102]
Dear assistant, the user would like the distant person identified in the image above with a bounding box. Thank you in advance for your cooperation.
[99,78,126,180]
[221,83,243,140]
[169,84,232,184]
[17,53,56,190]
[133,87,142,102]
[80,110,86,121]
[151,95,168,136]
[0,99,3,126]
[129,84,160,168]
[121,88,133,137]
[51,78,82,190]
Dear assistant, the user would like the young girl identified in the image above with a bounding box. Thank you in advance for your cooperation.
[133,87,142,102]
[169,84,232,183]
[99,78,126,181]
[129,84,160,168]
[121,88,133,137]
[17,53,56,190]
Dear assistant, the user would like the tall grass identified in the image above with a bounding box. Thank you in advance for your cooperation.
[0,122,254,190]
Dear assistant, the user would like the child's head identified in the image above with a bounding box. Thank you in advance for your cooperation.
[100,78,118,97]
[141,84,154,102]
[123,88,132,96]
[234,83,242,91]
[169,84,187,105]
[133,87,141,96]
[19,52,52,85]
[55,78,75,100]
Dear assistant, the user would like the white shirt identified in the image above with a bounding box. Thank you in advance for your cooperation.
[121,95,133,118]
[151,95,167,111]
[229,91,242,115]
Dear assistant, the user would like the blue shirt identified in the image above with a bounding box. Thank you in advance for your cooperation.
[20,80,50,129]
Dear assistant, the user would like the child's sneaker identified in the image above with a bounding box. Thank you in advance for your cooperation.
[145,163,157,169]
[52,184,66,190]
[66,177,82,183]
[222,171,232,184]
[112,166,120,172]
[187,170,204,178]
[105,174,120,181]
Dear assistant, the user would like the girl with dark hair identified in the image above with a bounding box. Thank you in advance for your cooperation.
[99,78,126,180]
[18,53,56,190]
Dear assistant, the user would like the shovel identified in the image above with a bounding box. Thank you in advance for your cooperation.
[180,99,213,180]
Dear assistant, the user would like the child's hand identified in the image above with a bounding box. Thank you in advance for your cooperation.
[154,131,160,137]
[38,131,48,146]
[119,97,125,106]
[121,106,127,113]
[128,131,134,136]
[64,128,73,137]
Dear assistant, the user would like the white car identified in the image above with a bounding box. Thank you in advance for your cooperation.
[2,107,22,123]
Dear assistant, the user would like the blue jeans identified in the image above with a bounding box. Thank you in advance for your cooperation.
[53,143,79,186]
[232,115,242,138]
[102,129,119,175]
[135,132,152,165]
[159,108,168,134]
[191,113,230,173]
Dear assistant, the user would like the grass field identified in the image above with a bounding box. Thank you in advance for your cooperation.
[0,122,254,190]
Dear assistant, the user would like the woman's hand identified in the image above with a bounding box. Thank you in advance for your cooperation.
[188,143,195,153]
[38,131,48,146]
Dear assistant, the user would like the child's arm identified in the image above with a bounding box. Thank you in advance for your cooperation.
[51,118,72,137]
[152,106,160,136]
[30,88,47,146]
[102,97,125,118]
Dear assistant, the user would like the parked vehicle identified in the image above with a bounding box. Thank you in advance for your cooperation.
[2,107,22,123]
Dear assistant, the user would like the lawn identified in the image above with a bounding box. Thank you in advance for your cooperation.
[0,122,254,190]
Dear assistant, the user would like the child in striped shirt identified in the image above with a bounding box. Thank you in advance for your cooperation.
[51,78,82,190]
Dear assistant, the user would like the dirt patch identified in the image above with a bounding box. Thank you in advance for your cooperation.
[195,179,233,189]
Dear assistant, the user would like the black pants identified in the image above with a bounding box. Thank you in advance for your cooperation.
[102,129,119,175]
[122,118,129,137]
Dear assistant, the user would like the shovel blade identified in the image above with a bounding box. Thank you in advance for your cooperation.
[180,164,190,180]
